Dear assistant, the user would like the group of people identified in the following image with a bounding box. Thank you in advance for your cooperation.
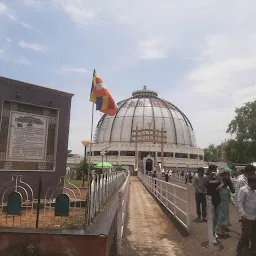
[193,164,256,256]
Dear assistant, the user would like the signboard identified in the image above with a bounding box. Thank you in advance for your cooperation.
[0,100,58,171]
[6,111,48,162]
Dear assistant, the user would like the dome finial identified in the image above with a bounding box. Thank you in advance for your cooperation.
[143,85,147,90]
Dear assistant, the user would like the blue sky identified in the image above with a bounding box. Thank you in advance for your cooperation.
[1,0,256,155]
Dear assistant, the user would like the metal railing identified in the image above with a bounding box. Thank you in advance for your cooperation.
[138,172,191,232]
[86,171,130,256]
[117,171,130,254]
[171,173,186,183]
[89,171,126,222]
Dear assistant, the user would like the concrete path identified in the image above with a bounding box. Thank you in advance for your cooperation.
[122,176,241,256]
[122,177,184,256]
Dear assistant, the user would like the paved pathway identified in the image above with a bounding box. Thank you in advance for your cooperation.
[122,176,241,256]
[122,177,184,256]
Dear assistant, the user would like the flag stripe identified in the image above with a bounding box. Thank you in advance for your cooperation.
[89,70,118,116]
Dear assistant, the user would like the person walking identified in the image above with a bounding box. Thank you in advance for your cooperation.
[204,164,222,243]
[193,167,207,221]
[236,174,256,256]
[164,171,169,182]
[188,171,193,183]
[216,170,236,235]
[235,165,256,203]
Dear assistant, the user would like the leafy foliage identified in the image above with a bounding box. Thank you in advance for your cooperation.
[76,160,94,180]
[225,100,256,164]
[227,100,256,141]
[204,144,222,162]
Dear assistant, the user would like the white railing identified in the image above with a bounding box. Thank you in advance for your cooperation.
[138,172,191,232]
[171,173,186,183]
[89,171,126,221]
[117,171,130,254]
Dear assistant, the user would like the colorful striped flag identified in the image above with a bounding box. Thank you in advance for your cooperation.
[89,70,118,116]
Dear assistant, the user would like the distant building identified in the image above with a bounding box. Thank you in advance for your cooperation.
[66,150,83,169]
[90,86,205,174]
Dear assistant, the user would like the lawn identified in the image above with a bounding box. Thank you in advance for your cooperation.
[65,179,87,188]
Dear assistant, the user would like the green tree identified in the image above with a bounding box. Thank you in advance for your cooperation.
[204,144,222,162]
[114,165,125,172]
[227,100,256,141]
[226,100,256,163]
[76,160,94,180]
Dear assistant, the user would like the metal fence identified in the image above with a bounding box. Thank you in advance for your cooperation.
[117,171,130,254]
[0,175,86,229]
[85,171,130,256]
[88,171,126,223]
[138,172,191,232]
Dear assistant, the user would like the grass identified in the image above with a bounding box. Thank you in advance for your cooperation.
[65,179,87,188]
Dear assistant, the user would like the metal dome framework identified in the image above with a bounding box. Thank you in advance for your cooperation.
[94,86,197,147]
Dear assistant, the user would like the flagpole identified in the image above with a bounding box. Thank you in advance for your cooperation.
[86,70,95,226]
[86,102,94,226]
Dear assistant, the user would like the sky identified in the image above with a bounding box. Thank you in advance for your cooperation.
[1,0,256,155]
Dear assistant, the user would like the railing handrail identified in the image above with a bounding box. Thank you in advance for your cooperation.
[153,177,188,190]
[138,172,190,233]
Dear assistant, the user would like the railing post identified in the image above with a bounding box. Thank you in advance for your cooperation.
[116,191,122,255]
[173,186,177,217]
[207,195,215,255]
[165,182,168,207]
[186,185,191,233]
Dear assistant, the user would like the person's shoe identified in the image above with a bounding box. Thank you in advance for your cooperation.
[212,237,217,244]
[197,215,201,220]
[202,217,207,222]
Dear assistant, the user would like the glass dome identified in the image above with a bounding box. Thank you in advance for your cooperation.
[94,86,197,147]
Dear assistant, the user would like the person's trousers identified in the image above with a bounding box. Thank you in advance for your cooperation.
[236,219,256,255]
[195,193,206,218]
[212,204,220,233]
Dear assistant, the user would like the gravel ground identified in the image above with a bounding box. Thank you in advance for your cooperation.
[122,177,241,256]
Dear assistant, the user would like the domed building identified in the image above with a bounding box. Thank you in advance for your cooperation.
[91,86,204,173]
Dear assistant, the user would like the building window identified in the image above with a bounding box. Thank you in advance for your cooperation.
[120,151,135,156]
[190,154,198,159]
[94,151,101,156]
[107,151,118,156]
[175,153,188,158]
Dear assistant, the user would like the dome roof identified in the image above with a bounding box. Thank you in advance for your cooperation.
[94,86,197,147]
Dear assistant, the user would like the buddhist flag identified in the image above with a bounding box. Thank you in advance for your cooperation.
[89,70,118,116]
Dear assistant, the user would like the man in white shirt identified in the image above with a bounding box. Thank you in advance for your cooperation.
[235,165,255,203]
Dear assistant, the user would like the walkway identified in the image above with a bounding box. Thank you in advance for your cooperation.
[122,177,241,256]
[122,177,184,256]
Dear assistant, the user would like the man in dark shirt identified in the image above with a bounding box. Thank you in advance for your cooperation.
[204,165,222,243]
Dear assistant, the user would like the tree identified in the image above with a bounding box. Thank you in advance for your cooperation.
[76,160,94,180]
[227,100,256,141]
[226,100,256,163]
[114,165,125,172]
[204,144,222,162]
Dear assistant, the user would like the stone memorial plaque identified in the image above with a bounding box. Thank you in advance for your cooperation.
[0,100,58,171]
[7,111,48,162]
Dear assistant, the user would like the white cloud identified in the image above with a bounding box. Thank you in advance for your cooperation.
[54,0,95,26]
[12,57,31,65]
[0,39,31,66]
[138,38,172,60]
[21,22,32,29]
[0,2,8,13]
[23,0,39,5]
[19,41,48,52]
[0,2,32,29]
[56,66,89,74]
[181,32,256,148]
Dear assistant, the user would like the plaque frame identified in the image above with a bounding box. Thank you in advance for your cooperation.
[0,99,59,172]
